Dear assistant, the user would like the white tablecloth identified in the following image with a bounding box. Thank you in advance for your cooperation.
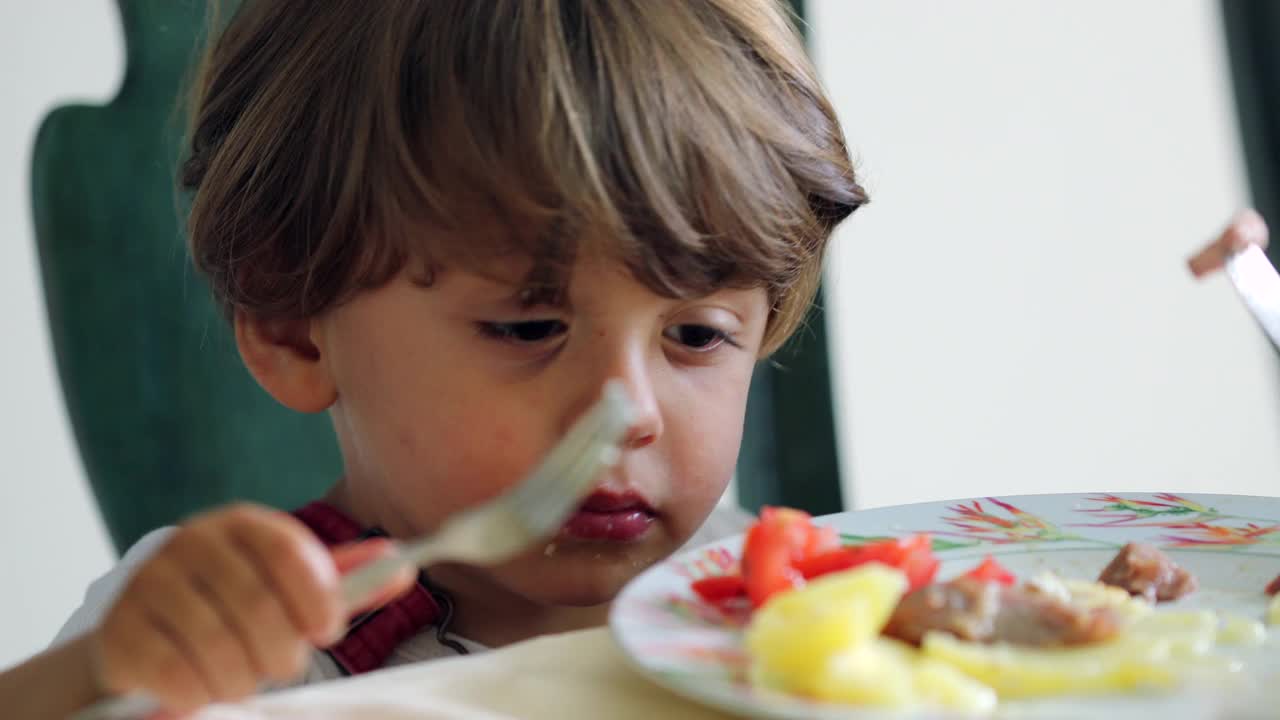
[197,628,736,720]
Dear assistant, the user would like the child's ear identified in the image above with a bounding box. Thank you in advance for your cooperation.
[235,311,337,413]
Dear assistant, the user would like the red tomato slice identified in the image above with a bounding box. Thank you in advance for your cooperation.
[733,508,941,608]
[899,532,933,554]
[901,552,941,590]
[963,555,1016,586]
[758,505,806,525]
[793,546,863,579]
[792,533,939,590]
[804,524,841,557]
[690,575,747,604]
[896,534,940,589]
[742,509,808,607]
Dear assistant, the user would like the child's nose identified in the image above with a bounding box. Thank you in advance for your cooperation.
[618,372,663,450]
[623,410,660,449]
[592,349,663,450]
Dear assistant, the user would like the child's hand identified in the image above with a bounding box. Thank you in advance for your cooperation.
[85,503,413,714]
[1188,208,1269,278]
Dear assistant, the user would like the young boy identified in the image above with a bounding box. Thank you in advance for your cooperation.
[0,0,866,716]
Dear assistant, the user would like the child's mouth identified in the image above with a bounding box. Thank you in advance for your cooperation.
[560,490,656,542]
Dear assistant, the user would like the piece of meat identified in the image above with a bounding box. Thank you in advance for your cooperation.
[883,576,1121,647]
[1266,573,1280,596]
[1097,542,1197,603]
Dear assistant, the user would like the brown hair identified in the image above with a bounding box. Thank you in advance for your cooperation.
[183,0,866,354]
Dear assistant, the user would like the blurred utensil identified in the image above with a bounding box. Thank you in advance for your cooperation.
[1225,244,1280,350]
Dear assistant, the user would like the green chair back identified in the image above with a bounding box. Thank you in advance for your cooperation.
[31,0,340,552]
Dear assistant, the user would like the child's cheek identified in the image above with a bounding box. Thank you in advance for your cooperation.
[488,421,516,450]
[672,411,743,514]
[426,414,546,506]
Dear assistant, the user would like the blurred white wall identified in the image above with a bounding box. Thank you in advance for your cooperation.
[811,0,1280,508]
[0,1,118,669]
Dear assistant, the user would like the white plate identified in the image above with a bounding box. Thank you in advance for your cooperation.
[610,492,1280,719]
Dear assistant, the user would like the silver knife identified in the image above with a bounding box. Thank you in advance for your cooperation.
[1224,244,1280,350]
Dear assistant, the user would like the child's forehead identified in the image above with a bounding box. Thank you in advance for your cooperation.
[415,216,624,301]
[445,263,569,308]
[440,263,762,317]
[438,244,758,311]
[436,250,628,308]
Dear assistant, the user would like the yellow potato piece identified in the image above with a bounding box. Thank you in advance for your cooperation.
[1128,610,1217,658]
[746,564,907,689]
[922,631,1178,699]
[1217,614,1266,647]
[806,637,997,712]
[912,655,999,713]
[807,640,916,707]
[1267,592,1280,626]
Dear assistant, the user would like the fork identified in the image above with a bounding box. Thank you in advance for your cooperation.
[72,380,635,720]
[1224,243,1280,350]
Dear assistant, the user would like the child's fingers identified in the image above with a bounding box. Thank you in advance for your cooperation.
[221,505,344,645]
[137,557,257,702]
[171,523,308,683]
[331,540,417,616]
[1189,208,1269,278]
[331,537,398,573]
[94,599,212,714]
[1187,224,1236,278]
[1241,207,1271,249]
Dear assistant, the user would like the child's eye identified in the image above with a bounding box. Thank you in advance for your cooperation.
[477,320,568,344]
[663,324,739,352]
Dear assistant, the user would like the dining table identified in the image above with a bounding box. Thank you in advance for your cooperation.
[197,626,731,720]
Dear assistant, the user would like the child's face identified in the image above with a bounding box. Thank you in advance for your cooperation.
[311,251,767,607]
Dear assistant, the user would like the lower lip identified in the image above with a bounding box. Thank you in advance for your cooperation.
[561,509,655,542]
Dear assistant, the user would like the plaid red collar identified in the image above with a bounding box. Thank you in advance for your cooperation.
[292,501,451,674]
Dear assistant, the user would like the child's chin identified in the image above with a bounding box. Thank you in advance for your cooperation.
[508,554,659,607]
[522,567,633,607]
[538,586,620,608]
[488,535,675,607]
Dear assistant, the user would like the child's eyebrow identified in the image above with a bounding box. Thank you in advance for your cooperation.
[511,284,569,310]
